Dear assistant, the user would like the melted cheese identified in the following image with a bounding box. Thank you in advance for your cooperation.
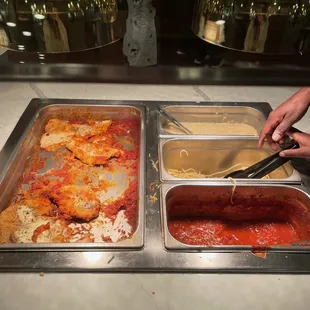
[74,120,111,137]
[36,220,64,243]
[111,210,132,241]
[40,132,74,150]
[67,210,132,243]
[14,206,49,243]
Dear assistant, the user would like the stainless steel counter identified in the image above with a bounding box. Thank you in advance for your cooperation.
[0,63,310,86]
[1,98,310,273]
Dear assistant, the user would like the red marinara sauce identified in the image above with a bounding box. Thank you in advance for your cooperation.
[168,200,310,247]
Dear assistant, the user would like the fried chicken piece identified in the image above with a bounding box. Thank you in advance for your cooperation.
[51,185,100,222]
[45,119,111,136]
[73,120,111,138]
[0,206,19,243]
[20,198,57,217]
[45,119,73,133]
[66,135,122,166]
[40,132,75,151]
[41,119,112,151]
[0,198,57,243]
[41,119,75,151]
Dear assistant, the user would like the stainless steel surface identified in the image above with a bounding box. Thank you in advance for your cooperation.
[1,99,310,273]
[0,102,145,249]
[159,138,301,183]
[158,105,266,137]
[2,63,310,86]
[0,0,125,53]
[192,0,310,54]
[157,107,192,135]
[161,183,310,250]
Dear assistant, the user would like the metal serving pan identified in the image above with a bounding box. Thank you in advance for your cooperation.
[159,138,301,184]
[158,104,267,138]
[161,183,310,251]
[2,99,310,273]
[0,102,145,249]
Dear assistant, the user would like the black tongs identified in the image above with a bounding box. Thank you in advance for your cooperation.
[224,143,299,179]
[157,106,193,134]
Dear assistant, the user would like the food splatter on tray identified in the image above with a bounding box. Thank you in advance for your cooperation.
[0,118,140,244]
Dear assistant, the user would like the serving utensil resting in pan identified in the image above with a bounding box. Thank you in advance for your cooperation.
[224,143,299,179]
[157,107,193,135]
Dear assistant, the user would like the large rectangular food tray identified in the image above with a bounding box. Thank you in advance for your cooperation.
[161,183,310,250]
[158,104,268,137]
[159,138,301,183]
[0,101,145,249]
[1,99,310,273]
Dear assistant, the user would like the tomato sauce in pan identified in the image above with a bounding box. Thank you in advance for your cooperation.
[168,200,310,246]
[169,220,299,246]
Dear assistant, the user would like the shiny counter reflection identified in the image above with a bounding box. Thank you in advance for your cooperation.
[0,0,126,53]
[192,0,310,54]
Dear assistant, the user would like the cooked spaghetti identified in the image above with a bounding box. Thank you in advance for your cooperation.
[168,163,244,179]
[168,164,271,179]
[180,150,189,158]
[228,177,237,204]
[168,168,205,178]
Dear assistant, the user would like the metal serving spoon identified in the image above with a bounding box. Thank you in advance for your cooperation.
[158,106,193,135]
[224,143,299,179]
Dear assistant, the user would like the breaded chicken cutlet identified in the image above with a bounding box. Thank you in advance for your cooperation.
[40,119,112,151]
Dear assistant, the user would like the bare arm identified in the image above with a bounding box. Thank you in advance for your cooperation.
[258,88,310,148]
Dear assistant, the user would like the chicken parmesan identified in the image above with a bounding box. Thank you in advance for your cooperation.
[0,118,140,244]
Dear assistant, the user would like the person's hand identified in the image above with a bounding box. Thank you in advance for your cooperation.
[280,129,310,158]
[258,88,310,148]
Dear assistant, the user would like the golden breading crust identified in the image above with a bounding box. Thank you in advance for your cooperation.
[0,198,57,243]
[0,206,19,243]
[21,198,57,216]
[40,119,112,151]
[50,185,100,222]
[66,136,122,166]
[74,120,111,137]
[45,119,73,133]
[40,132,75,151]
[1,118,130,244]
